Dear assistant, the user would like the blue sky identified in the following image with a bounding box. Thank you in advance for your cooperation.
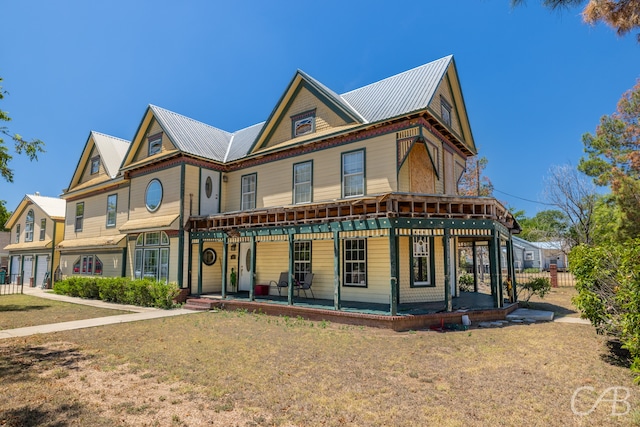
[1,1,638,216]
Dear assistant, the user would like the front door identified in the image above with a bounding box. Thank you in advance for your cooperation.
[238,243,253,291]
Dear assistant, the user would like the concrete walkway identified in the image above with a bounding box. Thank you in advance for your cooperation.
[0,287,197,340]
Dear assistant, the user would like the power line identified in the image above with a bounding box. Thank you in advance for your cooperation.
[493,188,557,206]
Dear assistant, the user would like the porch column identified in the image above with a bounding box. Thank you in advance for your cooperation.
[249,235,256,301]
[288,234,295,306]
[221,235,228,299]
[187,233,193,292]
[197,238,203,295]
[506,233,516,303]
[497,235,504,306]
[443,229,452,312]
[389,229,398,316]
[472,241,478,293]
[488,230,500,308]
[333,230,341,310]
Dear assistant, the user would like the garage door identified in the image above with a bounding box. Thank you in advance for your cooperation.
[10,256,20,284]
[22,256,33,286]
[36,255,49,288]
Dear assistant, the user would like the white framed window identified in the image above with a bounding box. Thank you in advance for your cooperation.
[412,236,433,287]
[343,238,367,287]
[75,202,84,232]
[293,161,312,204]
[241,173,256,210]
[106,194,117,227]
[73,255,103,275]
[291,110,316,138]
[148,135,162,156]
[293,241,311,283]
[39,218,46,241]
[145,179,163,212]
[524,251,534,261]
[15,224,20,243]
[342,150,364,198]
[90,156,100,174]
[134,231,170,282]
[25,209,34,242]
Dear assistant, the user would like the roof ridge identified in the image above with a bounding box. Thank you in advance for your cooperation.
[90,131,130,144]
[149,104,233,136]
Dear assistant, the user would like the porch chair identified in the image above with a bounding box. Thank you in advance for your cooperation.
[296,273,315,299]
[270,271,290,296]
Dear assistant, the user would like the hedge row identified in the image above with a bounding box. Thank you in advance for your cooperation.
[52,276,180,309]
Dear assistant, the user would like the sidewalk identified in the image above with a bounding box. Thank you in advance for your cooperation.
[0,286,197,340]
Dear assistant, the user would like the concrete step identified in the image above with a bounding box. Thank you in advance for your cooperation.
[183,298,216,311]
[506,308,554,322]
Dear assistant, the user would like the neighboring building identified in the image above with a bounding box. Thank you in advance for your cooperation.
[55,55,520,313]
[0,231,9,274]
[534,241,568,271]
[58,131,130,280]
[512,236,568,272]
[3,194,66,287]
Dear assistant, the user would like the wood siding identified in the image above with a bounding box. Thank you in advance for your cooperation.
[133,118,177,163]
[59,251,124,279]
[429,74,463,138]
[64,186,130,240]
[399,235,446,303]
[78,144,108,187]
[128,166,181,222]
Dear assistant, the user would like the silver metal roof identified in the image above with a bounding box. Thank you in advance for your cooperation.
[225,122,265,162]
[25,194,66,219]
[91,131,130,178]
[150,105,232,162]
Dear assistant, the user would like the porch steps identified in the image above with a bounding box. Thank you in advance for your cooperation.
[183,298,217,311]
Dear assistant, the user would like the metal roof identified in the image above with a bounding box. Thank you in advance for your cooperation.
[150,105,231,162]
[91,131,130,178]
[225,122,265,162]
[25,194,66,219]
[340,55,452,123]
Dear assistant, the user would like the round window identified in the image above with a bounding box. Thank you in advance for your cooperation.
[205,176,213,198]
[145,179,163,212]
[202,248,217,266]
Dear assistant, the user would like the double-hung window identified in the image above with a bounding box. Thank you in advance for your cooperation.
[342,150,364,198]
[25,210,34,242]
[343,238,367,287]
[293,241,312,283]
[441,97,452,127]
[39,219,46,240]
[293,161,312,204]
[15,224,20,243]
[106,194,117,228]
[241,173,256,210]
[75,202,84,232]
[411,236,434,287]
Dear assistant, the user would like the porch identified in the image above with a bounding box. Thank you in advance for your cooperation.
[187,291,518,331]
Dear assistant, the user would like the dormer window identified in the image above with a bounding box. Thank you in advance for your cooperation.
[148,134,162,156]
[440,97,452,127]
[291,109,316,138]
[90,156,100,175]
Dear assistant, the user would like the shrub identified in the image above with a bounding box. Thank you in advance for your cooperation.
[516,277,551,303]
[53,276,180,309]
[458,273,474,292]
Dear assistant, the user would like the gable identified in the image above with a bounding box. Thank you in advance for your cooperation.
[132,118,178,164]
[251,72,362,154]
[68,135,109,192]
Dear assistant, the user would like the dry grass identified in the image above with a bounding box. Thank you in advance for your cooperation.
[0,294,132,330]
[1,295,639,426]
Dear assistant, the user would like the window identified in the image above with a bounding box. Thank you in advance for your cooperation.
[106,194,117,227]
[75,202,84,232]
[90,156,100,174]
[342,150,364,198]
[241,173,256,210]
[411,236,434,287]
[202,248,217,266]
[205,176,213,198]
[343,239,367,287]
[293,161,312,204]
[25,210,34,242]
[134,231,170,282]
[72,255,103,275]
[39,219,46,241]
[293,241,311,282]
[524,251,534,261]
[441,97,452,127]
[145,179,163,212]
[15,224,20,243]
[148,135,162,156]
[291,110,316,138]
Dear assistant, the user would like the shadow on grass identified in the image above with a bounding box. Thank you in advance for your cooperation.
[601,340,632,369]
[0,304,50,312]
[0,402,89,427]
[0,344,91,384]
[520,301,578,318]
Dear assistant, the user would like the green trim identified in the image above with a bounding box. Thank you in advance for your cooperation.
[290,108,316,139]
[333,230,341,310]
[121,246,127,278]
[408,235,436,288]
[443,230,452,312]
[288,234,294,305]
[50,221,57,286]
[292,160,313,205]
[389,231,398,316]
[240,172,257,210]
[177,163,185,287]
[221,235,228,298]
[341,148,366,199]
[198,168,202,215]
[197,239,203,295]
[342,237,368,288]
[217,171,223,214]
[391,218,494,230]
[249,236,256,301]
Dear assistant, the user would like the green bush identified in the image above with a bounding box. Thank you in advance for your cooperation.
[53,276,180,309]
[570,240,640,380]
[516,277,551,303]
[458,273,474,292]
[523,268,541,273]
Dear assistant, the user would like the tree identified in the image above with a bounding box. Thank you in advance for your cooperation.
[578,80,640,240]
[0,77,46,183]
[543,164,598,245]
[517,209,570,241]
[0,200,10,231]
[458,156,494,196]
[512,0,640,41]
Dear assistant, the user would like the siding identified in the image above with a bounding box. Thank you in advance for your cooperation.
[399,236,445,303]
[64,186,130,240]
[128,166,181,222]
[133,119,177,163]
[340,237,390,304]
[428,75,463,139]
[184,165,200,221]
[78,145,108,186]
[191,242,224,294]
